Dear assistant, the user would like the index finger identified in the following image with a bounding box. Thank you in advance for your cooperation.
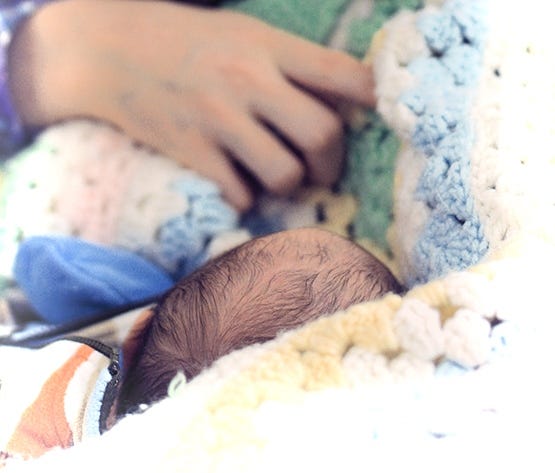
[271,31,376,108]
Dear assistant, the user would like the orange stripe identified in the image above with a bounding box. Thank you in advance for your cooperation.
[7,344,94,458]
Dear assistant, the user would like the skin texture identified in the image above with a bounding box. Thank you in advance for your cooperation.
[9,0,376,211]
[116,228,402,416]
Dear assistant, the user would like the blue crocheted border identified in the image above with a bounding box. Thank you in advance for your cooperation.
[401,0,489,286]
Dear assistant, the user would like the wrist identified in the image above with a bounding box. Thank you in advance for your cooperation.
[0,0,54,153]
[8,0,95,128]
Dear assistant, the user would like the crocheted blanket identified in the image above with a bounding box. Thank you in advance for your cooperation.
[2,0,555,470]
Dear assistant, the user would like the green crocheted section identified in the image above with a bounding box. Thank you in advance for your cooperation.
[224,0,421,251]
[223,0,351,44]
[342,112,399,250]
[342,0,421,250]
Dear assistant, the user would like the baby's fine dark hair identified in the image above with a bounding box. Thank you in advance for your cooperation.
[117,228,402,416]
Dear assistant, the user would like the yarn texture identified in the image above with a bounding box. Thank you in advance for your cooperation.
[1,0,555,470]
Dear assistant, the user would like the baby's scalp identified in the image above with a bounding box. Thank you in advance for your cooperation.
[117,228,401,416]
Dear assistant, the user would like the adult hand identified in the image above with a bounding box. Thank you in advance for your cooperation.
[10,0,375,211]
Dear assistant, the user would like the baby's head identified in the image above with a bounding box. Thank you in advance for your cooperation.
[117,228,402,416]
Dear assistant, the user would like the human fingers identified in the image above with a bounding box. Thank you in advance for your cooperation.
[251,76,345,186]
[111,99,254,212]
[271,32,376,108]
[203,99,305,196]
[168,128,254,212]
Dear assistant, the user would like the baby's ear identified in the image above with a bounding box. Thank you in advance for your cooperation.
[121,308,155,370]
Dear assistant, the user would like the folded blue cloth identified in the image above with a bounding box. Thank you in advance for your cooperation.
[14,236,174,324]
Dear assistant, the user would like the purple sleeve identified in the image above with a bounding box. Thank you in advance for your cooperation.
[0,0,52,159]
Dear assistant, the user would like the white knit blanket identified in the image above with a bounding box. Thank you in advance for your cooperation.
[4,0,555,470]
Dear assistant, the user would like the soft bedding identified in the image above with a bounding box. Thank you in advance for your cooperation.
[1,0,555,470]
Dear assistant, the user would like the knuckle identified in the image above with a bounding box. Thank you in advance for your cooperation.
[222,61,256,86]
[193,93,234,124]
[214,56,269,94]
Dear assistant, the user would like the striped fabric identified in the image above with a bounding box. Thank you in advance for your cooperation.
[0,339,114,460]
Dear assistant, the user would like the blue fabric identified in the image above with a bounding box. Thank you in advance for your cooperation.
[13,236,173,324]
[145,175,238,279]
[401,0,489,285]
